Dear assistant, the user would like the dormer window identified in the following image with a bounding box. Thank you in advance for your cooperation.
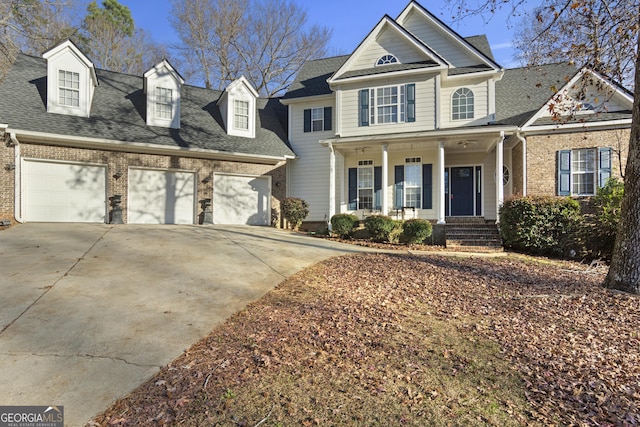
[43,40,98,118]
[234,100,249,130]
[217,76,258,138]
[376,54,398,66]
[155,87,173,119]
[144,60,184,129]
[58,70,80,107]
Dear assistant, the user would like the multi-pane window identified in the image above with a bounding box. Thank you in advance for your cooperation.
[404,157,422,208]
[572,148,596,195]
[358,160,374,210]
[452,88,474,120]
[234,100,249,130]
[58,70,79,107]
[371,85,405,124]
[376,54,398,66]
[311,107,324,131]
[155,87,173,119]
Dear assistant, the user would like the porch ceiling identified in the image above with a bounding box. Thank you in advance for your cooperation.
[327,131,506,155]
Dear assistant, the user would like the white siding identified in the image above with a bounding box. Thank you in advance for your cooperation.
[350,27,429,71]
[402,11,480,68]
[440,79,491,128]
[338,74,437,137]
[342,148,439,220]
[287,100,335,222]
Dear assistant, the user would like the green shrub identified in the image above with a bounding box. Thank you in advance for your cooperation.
[330,214,359,238]
[580,177,624,260]
[402,219,433,244]
[364,215,400,242]
[281,197,309,230]
[500,196,581,257]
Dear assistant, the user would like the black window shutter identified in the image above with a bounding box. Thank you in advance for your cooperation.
[359,89,369,127]
[422,163,432,209]
[406,83,416,122]
[348,168,358,210]
[374,166,382,210]
[324,107,332,131]
[394,165,404,209]
[303,109,311,133]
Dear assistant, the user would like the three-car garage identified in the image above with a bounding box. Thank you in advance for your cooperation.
[20,160,271,226]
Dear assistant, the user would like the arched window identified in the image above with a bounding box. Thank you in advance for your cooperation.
[452,88,474,120]
[376,54,398,66]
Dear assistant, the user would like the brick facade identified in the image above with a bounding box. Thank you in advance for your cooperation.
[0,138,287,226]
[525,128,629,196]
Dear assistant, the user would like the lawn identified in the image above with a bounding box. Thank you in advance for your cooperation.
[89,253,640,426]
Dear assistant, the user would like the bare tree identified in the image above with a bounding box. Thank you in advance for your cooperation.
[170,0,246,89]
[0,0,78,78]
[513,0,637,87]
[170,0,332,96]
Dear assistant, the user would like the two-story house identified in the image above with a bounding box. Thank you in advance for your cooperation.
[282,1,632,234]
[0,40,294,225]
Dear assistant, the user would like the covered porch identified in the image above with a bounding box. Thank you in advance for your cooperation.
[322,126,519,225]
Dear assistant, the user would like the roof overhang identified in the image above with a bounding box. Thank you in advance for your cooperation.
[521,118,632,135]
[330,65,445,86]
[9,128,293,165]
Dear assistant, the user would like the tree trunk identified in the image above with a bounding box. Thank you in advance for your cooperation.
[603,16,640,293]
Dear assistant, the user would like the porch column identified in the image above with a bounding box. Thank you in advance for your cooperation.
[328,142,336,219]
[381,144,389,214]
[496,132,505,223]
[437,141,446,224]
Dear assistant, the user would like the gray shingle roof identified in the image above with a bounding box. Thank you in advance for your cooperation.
[531,110,632,126]
[281,55,348,100]
[463,35,495,62]
[0,54,294,159]
[495,63,579,126]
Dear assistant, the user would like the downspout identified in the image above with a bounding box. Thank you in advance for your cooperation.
[516,131,527,196]
[10,132,23,223]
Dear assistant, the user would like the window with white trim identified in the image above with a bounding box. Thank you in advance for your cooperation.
[234,100,249,130]
[311,107,324,131]
[58,70,79,107]
[404,157,422,208]
[376,54,398,66]
[358,160,374,210]
[558,147,612,196]
[155,87,173,119]
[359,84,415,126]
[452,88,474,120]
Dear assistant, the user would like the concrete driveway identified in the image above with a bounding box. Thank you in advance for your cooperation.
[0,223,372,426]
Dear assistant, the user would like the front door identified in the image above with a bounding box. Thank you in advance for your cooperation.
[449,166,477,216]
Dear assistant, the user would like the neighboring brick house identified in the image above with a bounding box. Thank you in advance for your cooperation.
[0,40,294,225]
[282,1,633,231]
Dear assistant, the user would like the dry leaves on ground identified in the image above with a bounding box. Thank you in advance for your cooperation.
[89,253,640,426]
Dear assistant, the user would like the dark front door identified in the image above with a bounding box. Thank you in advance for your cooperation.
[450,166,475,216]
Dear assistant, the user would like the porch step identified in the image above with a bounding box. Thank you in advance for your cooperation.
[445,219,503,253]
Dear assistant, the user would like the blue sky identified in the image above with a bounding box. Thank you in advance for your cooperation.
[120,0,531,68]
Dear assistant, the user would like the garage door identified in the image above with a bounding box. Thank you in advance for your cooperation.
[23,160,107,222]
[213,174,270,225]
[128,168,196,224]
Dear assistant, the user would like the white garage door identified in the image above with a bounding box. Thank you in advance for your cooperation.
[23,160,107,222]
[213,174,270,225]
[128,168,196,224]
